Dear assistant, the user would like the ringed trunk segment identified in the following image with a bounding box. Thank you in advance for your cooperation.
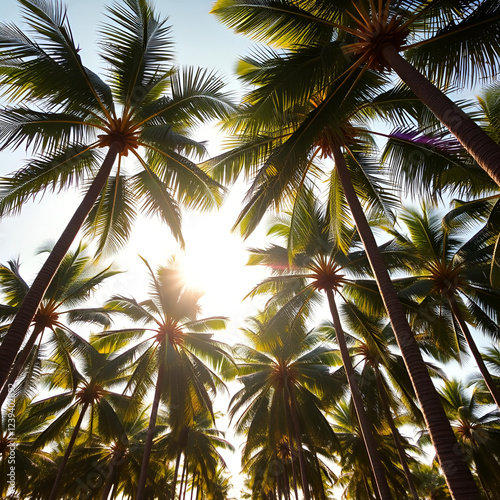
[448,298,500,409]
[382,44,500,188]
[325,289,393,500]
[0,143,121,388]
[332,146,481,499]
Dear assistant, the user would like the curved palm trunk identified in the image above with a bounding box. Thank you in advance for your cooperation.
[0,324,44,407]
[374,369,419,500]
[332,145,481,499]
[136,359,166,500]
[190,470,197,500]
[325,289,392,500]
[448,298,500,408]
[48,401,90,500]
[0,143,121,388]
[382,44,500,187]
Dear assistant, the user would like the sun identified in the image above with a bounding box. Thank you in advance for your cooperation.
[176,212,267,319]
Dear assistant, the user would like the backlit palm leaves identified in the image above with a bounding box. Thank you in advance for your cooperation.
[96,257,232,499]
[0,0,234,386]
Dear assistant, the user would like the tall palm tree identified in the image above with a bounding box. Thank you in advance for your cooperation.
[432,380,500,499]
[0,0,234,386]
[228,312,343,500]
[156,411,234,500]
[96,257,233,500]
[338,303,435,500]
[25,331,132,500]
[0,243,117,407]
[386,206,500,408]
[247,188,430,499]
[212,0,500,186]
[203,35,480,496]
[330,399,408,500]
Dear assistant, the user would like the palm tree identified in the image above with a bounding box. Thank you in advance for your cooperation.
[156,411,234,500]
[410,462,450,500]
[212,0,500,186]
[25,331,132,500]
[330,399,408,500]
[247,188,431,499]
[0,243,117,407]
[339,300,449,499]
[386,206,500,408]
[432,380,500,498]
[0,0,234,386]
[203,32,480,496]
[228,311,343,500]
[96,257,233,500]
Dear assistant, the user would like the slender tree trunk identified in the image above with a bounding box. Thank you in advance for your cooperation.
[171,448,183,500]
[100,450,123,500]
[332,145,481,499]
[195,471,200,500]
[382,44,500,187]
[448,298,500,408]
[190,470,197,500]
[0,324,44,407]
[282,399,300,500]
[48,401,90,500]
[179,456,188,500]
[281,455,291,500]
[375,369,419,500]
[0,143,121,388]
[136,359,166,500]
[285,388,311,500]
[312,451,327,500]
[325,289,392,500]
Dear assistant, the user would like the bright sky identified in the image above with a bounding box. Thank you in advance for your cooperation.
[0,0,273,495]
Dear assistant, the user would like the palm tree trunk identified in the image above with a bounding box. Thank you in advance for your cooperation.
[281,455,291,500]
[382,44,500,187]
[179,456,188,500]
[136,359,166,500]
[171,448,183,500]
[285,388,311,500]
[448,298,500,408]
[190,470,197,500]
[375,369,419,500]
[282,399,300,500]
[0,324,44,407]
[100,450,122,500]
[325,288,392,500]
[48,401,90,500]
[0,143,121,388]
[332,145,481,499]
